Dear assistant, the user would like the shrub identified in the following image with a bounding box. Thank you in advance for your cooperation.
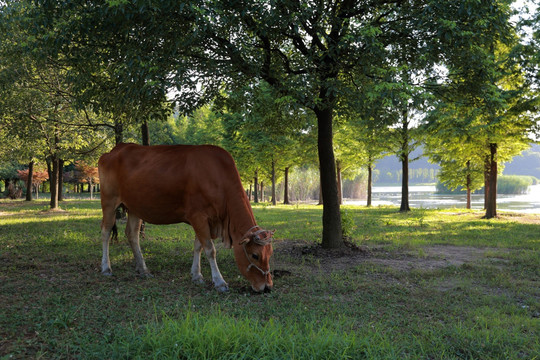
[340,208,357,238]
[437,175,538,195]
[497,175,534,194]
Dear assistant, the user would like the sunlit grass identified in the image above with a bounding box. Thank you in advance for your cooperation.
[1,199,539,359]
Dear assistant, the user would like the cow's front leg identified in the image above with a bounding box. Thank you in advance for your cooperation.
[126,213,152,278]
[203,239,229,292]
[191,237,205,284]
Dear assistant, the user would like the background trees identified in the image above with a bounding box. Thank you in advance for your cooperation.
[1,0,539,244]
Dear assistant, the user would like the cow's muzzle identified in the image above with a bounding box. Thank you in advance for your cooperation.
[252,283,272,293]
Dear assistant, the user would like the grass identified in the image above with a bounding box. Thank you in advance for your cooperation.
[1,199,539,359]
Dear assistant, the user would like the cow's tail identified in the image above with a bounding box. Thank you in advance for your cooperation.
[111,222,118,242]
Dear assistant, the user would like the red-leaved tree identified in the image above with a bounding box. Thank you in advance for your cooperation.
[74,161,99,199]
[17,169,49,199]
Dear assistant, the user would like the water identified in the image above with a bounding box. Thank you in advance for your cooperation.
[345,184,540,214]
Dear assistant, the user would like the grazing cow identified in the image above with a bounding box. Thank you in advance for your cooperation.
[98,143,274,292]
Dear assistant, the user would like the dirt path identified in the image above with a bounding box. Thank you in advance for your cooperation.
[272,240,510,274]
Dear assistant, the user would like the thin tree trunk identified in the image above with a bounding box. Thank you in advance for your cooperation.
[50,156,59,209]
[399,109,410,213]
[89,179,94,200]
[400,153,410,212]
[115,120,124,145]
[260,181,264,202]
[25,161,34,201]
[254,170,259,203]
[336,160,342,205]
[483,155,490,210]
[271,159,276,205]
[484,143,498,219]
[58,159,64,201]
[466,161,471,209]
[283,167,290,205]
[367,163,372,207]
[315,105,343,249]
[141,120,150,146]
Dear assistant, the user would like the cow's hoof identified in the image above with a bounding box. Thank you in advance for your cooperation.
[215,283,229,293]
[102,269,113,276]
[137,272,154,279]
[192,276,205,285]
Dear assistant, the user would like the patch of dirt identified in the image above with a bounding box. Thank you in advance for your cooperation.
[39,208,68,215]
[499,213,540,224]
[273,239,510,273]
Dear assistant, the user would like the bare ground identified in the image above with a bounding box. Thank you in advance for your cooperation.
[271,239,510,274]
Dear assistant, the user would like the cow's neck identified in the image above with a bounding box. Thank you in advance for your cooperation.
[229,196,258,245]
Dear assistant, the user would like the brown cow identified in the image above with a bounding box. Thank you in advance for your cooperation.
[98,143,274,292]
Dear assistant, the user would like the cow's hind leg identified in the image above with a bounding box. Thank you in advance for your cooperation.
[126,213,152,277]
[101,206,117,276]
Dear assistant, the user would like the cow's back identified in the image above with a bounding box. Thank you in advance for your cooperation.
[98,143,248,225]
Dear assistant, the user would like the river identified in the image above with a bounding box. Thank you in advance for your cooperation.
[345,184,540,214]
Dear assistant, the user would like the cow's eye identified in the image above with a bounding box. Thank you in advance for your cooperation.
[252,254,259,260]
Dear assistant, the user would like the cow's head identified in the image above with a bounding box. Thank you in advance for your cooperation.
[234,227,274,292]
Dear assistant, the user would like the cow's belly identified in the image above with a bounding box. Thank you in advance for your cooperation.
[120,192,217,226]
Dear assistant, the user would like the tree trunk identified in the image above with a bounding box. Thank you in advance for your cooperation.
[25,161,34,201]
[399,109,410,213]
[49,156,59,209]
[283,167,290,205]
[466,161,471,209]
[89,179,94,200]
[315,106,343,249]
[483,155,490,210]
[254,170,259,203]
[367,163,372,207]
[400,153,410,212]
[141,120,150,146]
[260,181,264,202]
[484,143,498,219]
[271,159,276,205]
[115,120,124,145]
[336,160,342,205]
[58,159,64,201]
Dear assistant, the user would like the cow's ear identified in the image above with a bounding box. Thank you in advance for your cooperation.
[239,237,250,245]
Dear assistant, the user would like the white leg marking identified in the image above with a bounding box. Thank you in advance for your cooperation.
[101,228,112,275]
[191,237,204,284]
[204,240,228,292]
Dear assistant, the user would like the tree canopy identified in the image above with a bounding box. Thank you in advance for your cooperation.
[1,0,539,244]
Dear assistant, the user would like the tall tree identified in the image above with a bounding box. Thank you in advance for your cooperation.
[28,0,522,245]
[426,3,537,218]
[422,111,486,209]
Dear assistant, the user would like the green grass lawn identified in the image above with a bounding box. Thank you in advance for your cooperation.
[1,199,539,359]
